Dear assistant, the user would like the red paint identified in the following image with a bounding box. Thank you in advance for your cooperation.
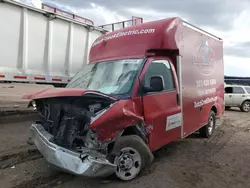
[74,15,94,25]
[34,77,46,80]
[89,17,181,63]
[42,3,94,25]
[52,78,62,82]
[26,17,224,153]
[22,88,117,101]
[22,88,79,99]
[138,57,182,151]
[90,100,144,142]
[14,75,27,79]
[90,17,224,150]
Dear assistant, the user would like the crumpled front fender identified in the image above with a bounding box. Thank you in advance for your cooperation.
[90,99,144,142]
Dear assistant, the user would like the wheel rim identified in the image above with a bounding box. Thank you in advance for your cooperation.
[243,103,250,111]
[208,116,214,135]
[114,147,142,181]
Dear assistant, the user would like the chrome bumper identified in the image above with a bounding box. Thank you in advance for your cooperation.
[30,123,116,177]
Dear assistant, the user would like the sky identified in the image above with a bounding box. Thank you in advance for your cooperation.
[15,0,250,77]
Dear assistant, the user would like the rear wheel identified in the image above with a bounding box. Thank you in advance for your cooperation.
[109,135,153,181]
[240,101,250,112]
[199,111,216,138]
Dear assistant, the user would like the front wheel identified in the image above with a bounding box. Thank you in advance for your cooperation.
[199,111,216,138]
[109,135,154,181]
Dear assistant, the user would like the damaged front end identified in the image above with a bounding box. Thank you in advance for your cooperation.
[27,90,120,177]
[30,124,116,177]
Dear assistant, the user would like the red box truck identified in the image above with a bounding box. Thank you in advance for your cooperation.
[24,17,224,181]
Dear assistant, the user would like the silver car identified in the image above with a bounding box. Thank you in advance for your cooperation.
[225,85,250,112]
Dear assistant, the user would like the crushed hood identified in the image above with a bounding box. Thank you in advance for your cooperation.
[22,88,118,101]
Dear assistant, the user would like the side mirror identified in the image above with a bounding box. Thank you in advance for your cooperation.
[143,76,164,93]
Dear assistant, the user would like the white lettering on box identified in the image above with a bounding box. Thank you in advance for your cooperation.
[194,96,218,108]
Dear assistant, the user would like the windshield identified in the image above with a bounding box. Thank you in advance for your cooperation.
[66,59,143,96]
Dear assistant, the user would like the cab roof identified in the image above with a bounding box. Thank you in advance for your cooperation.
[89,17,183,63]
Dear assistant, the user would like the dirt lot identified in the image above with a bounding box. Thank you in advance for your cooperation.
[0,109,249,188]
[0,83,53,111]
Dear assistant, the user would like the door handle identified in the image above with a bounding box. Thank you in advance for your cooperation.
[176,93,180,105]
[229,95,232,97]
[242,95,246,97]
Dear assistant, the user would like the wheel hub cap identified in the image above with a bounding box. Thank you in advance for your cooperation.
[114,147,142,181]
[119,155,133,170]
[244,103,250,111]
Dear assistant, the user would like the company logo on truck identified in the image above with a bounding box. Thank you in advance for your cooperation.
[193,40,216,76]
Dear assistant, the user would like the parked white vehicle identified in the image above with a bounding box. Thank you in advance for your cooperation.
[225,85,250,112]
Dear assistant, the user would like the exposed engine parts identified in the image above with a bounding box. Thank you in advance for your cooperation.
[34,96,113,153]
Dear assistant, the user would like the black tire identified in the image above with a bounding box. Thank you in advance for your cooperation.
[109,135,154,181]
[199,111,216,138]
[240,101,250,112]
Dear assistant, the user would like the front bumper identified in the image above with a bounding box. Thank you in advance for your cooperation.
[30,123,116,177]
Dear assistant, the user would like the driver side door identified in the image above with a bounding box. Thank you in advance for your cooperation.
[142,59,182,151]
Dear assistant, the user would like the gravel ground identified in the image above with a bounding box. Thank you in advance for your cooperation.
[0,109,249,188]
